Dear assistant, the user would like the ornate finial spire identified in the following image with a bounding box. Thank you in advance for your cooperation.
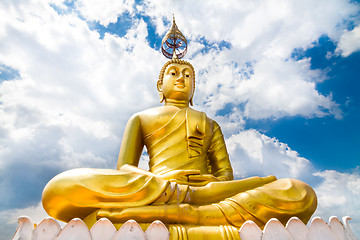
[161,15,188,59]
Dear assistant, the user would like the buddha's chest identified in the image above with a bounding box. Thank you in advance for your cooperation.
[143,110,213,162]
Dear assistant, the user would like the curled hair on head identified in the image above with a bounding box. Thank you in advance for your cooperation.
[158,59,196,105]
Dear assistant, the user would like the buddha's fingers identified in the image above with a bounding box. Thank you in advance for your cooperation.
[188,174,219,182]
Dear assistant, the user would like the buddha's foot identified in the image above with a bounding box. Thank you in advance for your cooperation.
[97,203,232,227]
[97,204,199,225]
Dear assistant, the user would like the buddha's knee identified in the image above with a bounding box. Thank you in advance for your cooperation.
[277,178,316,198]
[267,178,317,213]
[42,168,100,222]
[42,169,92,208]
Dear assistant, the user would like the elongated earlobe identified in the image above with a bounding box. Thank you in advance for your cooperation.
[159,92,165,103]
[190,97,193,106]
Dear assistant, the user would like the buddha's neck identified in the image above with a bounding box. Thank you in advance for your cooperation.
[165,99,189,108]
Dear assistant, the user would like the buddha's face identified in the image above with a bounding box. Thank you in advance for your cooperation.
[158,63,194,103]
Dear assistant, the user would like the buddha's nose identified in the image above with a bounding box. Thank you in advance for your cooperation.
[176,74,184,82]
[175,74,185,87]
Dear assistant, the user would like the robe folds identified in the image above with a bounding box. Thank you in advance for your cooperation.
[42,107,317,227]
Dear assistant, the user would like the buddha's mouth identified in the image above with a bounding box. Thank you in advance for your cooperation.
[175,81,185,88]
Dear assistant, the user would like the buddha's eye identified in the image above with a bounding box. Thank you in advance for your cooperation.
[171,72,176,75]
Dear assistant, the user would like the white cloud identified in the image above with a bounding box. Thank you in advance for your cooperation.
[0,0,163,210]
[190,52,342,126]
[2,202,50,225]
[57,0,136,26]
[314,169,360,236]
[336,25,360,57]
[241,57,343,120]
[226,129,315,181]
[143,0,359,58]
[139,0,358,121]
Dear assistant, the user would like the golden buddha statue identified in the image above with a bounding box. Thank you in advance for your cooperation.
[42,17,317,239]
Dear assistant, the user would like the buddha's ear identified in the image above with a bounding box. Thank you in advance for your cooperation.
[157,81,165,103]
[189,97,193,106]
[157,80,162,92]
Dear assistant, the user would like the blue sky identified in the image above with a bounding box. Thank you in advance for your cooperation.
[246,38,360,171]
[1,0,360,239]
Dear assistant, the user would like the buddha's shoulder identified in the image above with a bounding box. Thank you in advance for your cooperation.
[131,106,214,123]
[134,106,175,117]
[128,106,180,124]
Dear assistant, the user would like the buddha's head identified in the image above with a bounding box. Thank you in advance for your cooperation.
[158,59,195,106]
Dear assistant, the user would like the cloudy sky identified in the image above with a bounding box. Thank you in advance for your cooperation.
[1,0,360,238]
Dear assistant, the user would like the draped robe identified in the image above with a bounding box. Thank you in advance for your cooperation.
[42,107,317,228]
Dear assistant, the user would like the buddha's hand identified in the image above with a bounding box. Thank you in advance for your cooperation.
[188,174,220,182]
[160,170,220,186]
[160,170,201,184]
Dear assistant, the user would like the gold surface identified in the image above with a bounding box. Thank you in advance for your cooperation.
[42,61,317,239]
[42,20,317,239]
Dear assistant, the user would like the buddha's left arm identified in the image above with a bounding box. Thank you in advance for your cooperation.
[208,121,234,181]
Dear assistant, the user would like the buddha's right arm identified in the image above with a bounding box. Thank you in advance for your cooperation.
[117,114,144,170]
